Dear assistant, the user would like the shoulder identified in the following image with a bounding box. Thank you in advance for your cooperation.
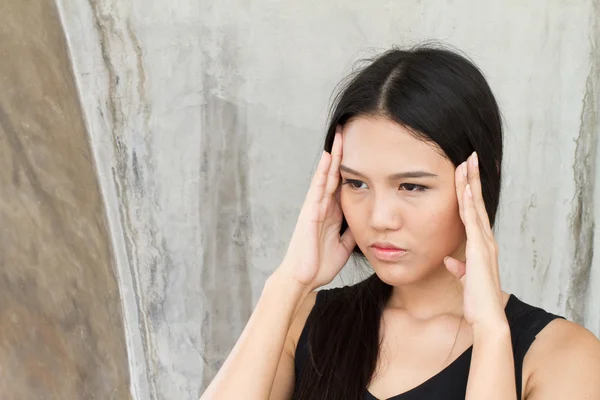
[523,318,600,399]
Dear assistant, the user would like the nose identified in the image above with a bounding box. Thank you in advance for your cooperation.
[370,191,403,232]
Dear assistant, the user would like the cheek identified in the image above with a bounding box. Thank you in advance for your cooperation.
[340,195,357,223]
[420,197,464,243]
[340,195,367,234]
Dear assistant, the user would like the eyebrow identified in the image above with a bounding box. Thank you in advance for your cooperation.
[339,165,439,179]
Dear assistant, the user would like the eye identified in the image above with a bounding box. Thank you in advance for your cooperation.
[400,183,427,192]
[342,179,368,190]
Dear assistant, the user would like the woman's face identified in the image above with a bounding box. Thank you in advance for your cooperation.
[339,116,466,285]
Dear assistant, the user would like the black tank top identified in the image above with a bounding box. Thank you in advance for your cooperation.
[294,287,564,400]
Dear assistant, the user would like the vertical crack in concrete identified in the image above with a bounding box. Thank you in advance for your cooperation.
[88,1,157,398]
[124,18,173,399]
[566,2,599,324]
[126,19,149,118]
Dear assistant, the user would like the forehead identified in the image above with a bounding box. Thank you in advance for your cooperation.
[341,116,448,172]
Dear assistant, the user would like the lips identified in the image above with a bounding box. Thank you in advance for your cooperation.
[370,241,404,250]
[370,241,408,262]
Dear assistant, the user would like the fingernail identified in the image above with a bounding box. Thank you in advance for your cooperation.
[466,184,472,198]
[472,152,478,168]
[461,162,467,177]
[444,256,450,264]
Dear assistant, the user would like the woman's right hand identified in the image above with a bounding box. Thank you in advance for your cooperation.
[279,126,356,291]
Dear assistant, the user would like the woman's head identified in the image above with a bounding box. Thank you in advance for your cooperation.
[324,46,503,284]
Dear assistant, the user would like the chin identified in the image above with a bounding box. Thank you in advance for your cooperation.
[369,261,424,286]
[369,258,441,286]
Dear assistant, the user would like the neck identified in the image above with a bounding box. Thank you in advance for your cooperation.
[386,265,464,320]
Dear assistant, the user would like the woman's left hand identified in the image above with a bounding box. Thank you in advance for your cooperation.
[443,152,507,332]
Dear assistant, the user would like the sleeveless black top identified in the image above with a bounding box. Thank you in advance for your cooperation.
[294,288,564,400]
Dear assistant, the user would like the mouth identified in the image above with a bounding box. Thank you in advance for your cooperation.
[370,242,408,262]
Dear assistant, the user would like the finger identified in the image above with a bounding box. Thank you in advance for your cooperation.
[444,256,466,282]
[454,161,468,222]
[455,157,485,238]
[335,181,342,207]
[323,182,343,221]
[466,152,493,237]
[324,128,343,197]
[320,184,343,220]
[462,183,488,246]
[306,151,332,208]
[466,153,501,282]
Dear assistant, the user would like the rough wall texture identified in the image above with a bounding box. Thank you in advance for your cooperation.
[565,0,600,327]
[49,0,600,399]
[0,0,131,398]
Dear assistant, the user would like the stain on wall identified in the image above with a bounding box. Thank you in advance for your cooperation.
[196,22,254,390]
[566,2,600,324]
[0,1,131,398]
[198,93,254,389]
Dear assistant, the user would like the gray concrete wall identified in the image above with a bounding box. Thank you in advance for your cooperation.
[3,0,597,398]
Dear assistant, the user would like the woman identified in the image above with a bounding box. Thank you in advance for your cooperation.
[201,46,600,399]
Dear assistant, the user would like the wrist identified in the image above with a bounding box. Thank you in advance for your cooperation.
[266,263,313,299]
[472,318,511,343]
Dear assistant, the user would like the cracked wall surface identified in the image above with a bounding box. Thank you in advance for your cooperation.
[0,0,131,399]
[6,0,597,398]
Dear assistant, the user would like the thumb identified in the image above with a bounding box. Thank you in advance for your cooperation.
[444,256,466,282]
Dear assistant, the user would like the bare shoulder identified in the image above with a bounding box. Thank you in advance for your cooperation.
[523,318,600,399]
[283,291,318,357]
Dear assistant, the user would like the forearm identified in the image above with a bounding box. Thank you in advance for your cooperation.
[466,322,517,400]
[200,265,311,400]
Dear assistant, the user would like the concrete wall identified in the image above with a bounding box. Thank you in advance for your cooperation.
[2,0,598,398]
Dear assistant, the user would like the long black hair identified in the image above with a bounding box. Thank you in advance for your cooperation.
[293,45,503,400]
